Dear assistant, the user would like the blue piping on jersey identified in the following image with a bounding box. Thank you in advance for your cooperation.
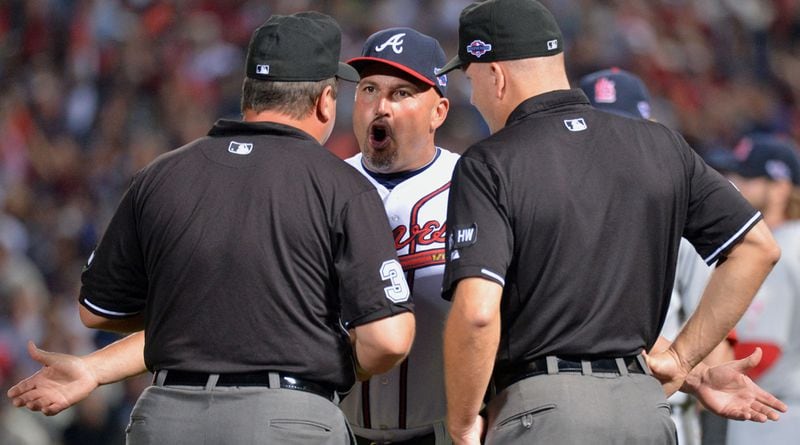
[361,148,442,190]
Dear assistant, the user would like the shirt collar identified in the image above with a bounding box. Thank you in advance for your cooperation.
[208,119,317,142]
[361,148,442,190]
[506,89,591,126]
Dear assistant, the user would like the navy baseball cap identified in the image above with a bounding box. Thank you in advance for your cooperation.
[731,135,800,185]
[438,0,563,75]
[246,12,359,82]
[347,27,448,97]
[579,68,652,119]
[701,147,740,174]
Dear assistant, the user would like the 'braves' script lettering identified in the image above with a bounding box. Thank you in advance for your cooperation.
[393,221,447,251]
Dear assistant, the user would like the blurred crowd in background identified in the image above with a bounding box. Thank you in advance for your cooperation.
[1,1,799,444]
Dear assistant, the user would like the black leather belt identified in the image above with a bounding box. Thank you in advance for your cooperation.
[355,431,436,445]
[155,370,336,402]
[493,355,646,394]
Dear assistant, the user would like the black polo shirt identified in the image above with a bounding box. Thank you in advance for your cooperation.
[442,90,760,374]
[80,119,413,391]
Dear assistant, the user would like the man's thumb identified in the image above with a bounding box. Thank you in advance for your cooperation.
[27,341,52,366]
[738,346,763,371]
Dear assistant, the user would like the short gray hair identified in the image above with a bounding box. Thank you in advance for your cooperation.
[240,77,338,119]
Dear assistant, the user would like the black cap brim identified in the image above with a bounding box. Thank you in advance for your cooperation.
[337,62,360,82]
[437,55,465,76]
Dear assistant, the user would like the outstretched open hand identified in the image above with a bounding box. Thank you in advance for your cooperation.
[686,348,787,422]
[7,341,99,416]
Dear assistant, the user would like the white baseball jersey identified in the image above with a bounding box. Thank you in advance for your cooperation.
[728,220,800,444]
[661,238,713,342]
[340,147,459,442]
[661,238,713,445]
[731,220,799,373]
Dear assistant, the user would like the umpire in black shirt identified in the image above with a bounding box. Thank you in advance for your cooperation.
[437,1,780,444]
[77,12,415,445]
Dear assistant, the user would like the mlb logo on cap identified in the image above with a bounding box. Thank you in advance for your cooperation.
[256,64,270,75]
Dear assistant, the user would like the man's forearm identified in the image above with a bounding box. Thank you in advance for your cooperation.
[671,220,779,371]
[351,312,415,377]
[444,278,502,434]
[83,331,148,385]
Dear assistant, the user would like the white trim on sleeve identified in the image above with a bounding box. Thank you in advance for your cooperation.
[481,268,506,286]
[82,298,140,317]
[703,211,762,265]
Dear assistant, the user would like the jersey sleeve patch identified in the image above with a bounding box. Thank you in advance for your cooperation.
[380,259,410,303]
[449,223,478,249]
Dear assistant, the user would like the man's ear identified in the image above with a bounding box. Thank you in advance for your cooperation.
[316,85,336,123]
[430,97,450,132]
[489,62,506,100]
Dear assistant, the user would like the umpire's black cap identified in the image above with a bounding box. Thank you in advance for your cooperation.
[347,27,448,97]
[439,0,563,75]
[245,12,359,82]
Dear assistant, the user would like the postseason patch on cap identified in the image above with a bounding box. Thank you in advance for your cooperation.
[434,68,447,87]
[466,40,493,58]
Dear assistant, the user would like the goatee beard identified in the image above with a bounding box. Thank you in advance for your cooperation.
[364,149,398,172]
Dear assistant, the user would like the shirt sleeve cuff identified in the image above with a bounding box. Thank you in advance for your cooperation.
[702,211,762,265]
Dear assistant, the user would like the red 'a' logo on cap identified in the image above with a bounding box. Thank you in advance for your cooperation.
[594,77,617,104]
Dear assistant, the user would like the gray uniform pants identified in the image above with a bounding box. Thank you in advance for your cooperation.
[126,378,354,444]
[485,371,677,444]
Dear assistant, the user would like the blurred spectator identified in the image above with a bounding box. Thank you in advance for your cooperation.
[2,1,800,443]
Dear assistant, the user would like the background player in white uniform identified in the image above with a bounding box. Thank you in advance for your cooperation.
[722,134,800,445]
[342,28,457,445]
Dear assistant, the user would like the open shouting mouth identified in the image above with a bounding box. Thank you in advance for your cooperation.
[369,121,393,150]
